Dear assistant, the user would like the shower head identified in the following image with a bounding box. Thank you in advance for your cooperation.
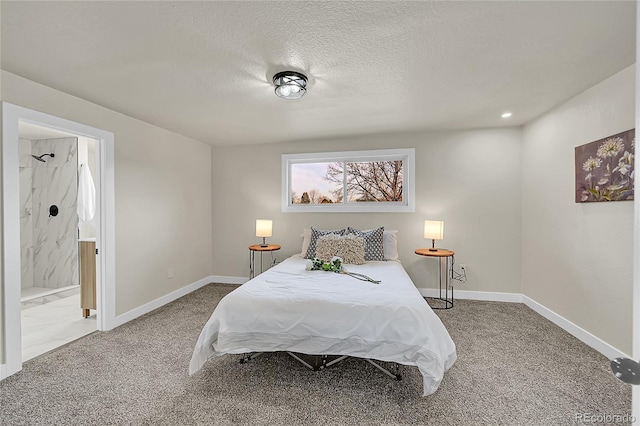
[31,153,55,163]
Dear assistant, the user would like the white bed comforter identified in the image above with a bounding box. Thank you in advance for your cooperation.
[189,255,457,396]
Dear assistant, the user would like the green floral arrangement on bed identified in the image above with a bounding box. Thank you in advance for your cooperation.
[305,256,380,284]
[306,256,343,273]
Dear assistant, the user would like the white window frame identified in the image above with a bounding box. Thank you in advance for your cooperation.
[282,148,415,213]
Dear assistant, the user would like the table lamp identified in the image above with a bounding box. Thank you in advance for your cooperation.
[256,219,272,247]
[424,220,444,251]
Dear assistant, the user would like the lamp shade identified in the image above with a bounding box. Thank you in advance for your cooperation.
[424,220,444,240]
[256,219,273,238]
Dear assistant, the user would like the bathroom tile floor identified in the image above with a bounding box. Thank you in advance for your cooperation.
[21,286,80,310]
[22,294,97,362]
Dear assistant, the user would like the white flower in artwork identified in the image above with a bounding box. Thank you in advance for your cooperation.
[597,177,609,185]
[597,137,625,158]
[614,151,634,176]
[617,163,632,176]
[582,156,601,172]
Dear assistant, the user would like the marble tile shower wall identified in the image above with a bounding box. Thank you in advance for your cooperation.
[19,137,79,290]
[19,138,33,289]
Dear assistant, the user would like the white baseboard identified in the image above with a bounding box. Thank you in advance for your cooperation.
[418,288,523,303]
[112,276,215,328]
[418,287,627,359]
[210,275,248,285]
[0,363,7,380]
[523,296,629,360]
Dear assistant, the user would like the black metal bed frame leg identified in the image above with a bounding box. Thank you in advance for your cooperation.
[366,359,402,381]
[239,352,263,364]
[240,352,402,382]
[285,352,316,370]
[324,355,349,368]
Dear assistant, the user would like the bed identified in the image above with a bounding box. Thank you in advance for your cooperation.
[189,247,457,396]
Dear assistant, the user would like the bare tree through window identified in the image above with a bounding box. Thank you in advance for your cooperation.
[325,160,403,202]
[283,149,414,212]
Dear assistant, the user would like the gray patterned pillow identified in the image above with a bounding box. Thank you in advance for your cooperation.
[315,234,366,265]
[346,226,385,261]
[304,227,346,259]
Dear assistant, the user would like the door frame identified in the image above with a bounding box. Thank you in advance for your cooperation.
[1,102,116,378]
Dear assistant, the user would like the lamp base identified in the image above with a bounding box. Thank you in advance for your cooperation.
[428,248,438,252]
[259,244,268,248]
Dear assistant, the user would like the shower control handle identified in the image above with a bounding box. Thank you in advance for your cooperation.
[49,205,59,217]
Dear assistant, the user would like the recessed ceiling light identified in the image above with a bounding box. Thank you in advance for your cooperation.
[501,112,513,119]
[273,71,307,100]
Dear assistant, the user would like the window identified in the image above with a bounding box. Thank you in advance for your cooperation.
[282,148,415,212]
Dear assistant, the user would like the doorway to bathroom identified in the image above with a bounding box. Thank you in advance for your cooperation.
[2,102,116,379]
[17,123,99,361]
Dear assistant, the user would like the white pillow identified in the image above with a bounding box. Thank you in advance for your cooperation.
[300,228,312,255]
[383,230,399,261]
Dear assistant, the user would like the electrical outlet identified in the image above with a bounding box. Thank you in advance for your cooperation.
[168,268,174,279]
[452,263,467,284]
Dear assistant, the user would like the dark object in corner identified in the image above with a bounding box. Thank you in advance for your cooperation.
[611,357,640,385]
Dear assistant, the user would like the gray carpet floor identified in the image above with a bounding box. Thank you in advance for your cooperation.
[0,284,632,425]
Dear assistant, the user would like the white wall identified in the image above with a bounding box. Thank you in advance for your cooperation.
[212,128,522,294]
[1,71,213,319]
[1,1,5,365]
[522,65,635,355]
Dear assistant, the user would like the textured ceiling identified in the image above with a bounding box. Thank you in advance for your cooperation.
[2,1,636,146]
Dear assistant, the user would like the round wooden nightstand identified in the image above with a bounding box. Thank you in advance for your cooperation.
[415,248,455,309]
[249,244,281,279]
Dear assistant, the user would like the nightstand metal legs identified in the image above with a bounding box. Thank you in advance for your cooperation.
[431,255,453,310]
[249,245,280,279]
[415,248,456,310]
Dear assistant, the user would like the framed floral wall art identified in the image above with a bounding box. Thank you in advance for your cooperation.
[575,129,635,203]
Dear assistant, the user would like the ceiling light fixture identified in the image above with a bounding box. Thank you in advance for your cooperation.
[273,71,307,100]
[501,112,513,119]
